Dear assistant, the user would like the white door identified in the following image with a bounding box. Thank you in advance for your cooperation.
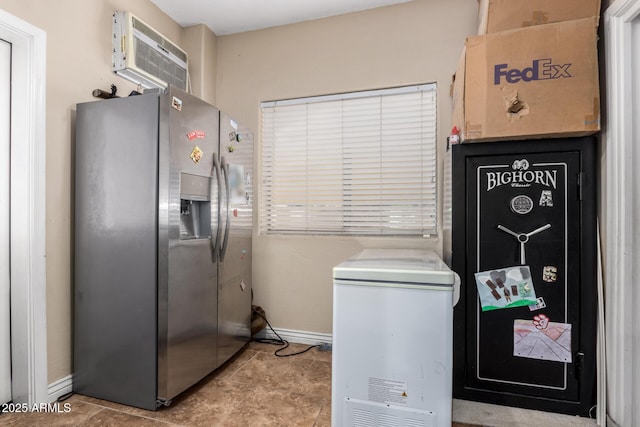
[0,37,11,404]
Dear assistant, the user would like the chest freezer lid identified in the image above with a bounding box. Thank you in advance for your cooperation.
[333,249,455,286]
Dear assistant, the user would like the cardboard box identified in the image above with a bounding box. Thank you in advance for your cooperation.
[451,17,600,142]
[477,0,601,34]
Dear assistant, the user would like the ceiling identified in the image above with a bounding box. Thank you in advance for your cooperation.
[150,0,414,36]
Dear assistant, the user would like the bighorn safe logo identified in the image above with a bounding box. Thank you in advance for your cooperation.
[486,159,558,191]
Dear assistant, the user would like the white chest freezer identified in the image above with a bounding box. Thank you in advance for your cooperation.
[332,249,460,427]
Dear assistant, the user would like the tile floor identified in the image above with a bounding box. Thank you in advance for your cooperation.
[0,341,598,426]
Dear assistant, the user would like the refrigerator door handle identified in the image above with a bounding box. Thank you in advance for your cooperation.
[220,156,231,262]
[212,155,222,263]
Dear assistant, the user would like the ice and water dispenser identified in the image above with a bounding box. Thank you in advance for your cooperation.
[179,172,212,240]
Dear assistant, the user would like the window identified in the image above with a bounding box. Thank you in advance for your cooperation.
[260,84,437,236]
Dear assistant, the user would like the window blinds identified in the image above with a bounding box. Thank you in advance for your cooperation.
[260,84,437,236]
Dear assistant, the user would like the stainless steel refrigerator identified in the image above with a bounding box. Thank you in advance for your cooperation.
[74,87,253,410]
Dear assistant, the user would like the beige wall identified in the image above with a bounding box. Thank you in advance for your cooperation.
[0,0,478,386]
[183,24,218,105]
[215,0,478,334]
[0,0,185,383]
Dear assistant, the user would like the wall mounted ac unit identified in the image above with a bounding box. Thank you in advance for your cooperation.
[112,11,188,91]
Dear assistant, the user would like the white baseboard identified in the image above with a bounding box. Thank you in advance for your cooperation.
[48,374,73,403]
[254,327,332,346]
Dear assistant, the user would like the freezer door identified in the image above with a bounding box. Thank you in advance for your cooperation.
[217,113,253,367]
[74,94,159,410]
[157,87,220,402]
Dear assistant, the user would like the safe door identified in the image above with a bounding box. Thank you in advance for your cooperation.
[451,138,597,416]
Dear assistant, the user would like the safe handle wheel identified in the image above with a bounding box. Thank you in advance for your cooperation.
[497,224,551,265]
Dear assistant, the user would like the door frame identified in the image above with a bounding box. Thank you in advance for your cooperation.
[604,0,640,425]
[0,33,10,406]
[0,10,47,405]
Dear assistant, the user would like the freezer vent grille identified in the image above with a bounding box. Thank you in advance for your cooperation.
[112,11,188,91]
[344,397,435,427]
[379,413,400,426]
[353,408,375,426]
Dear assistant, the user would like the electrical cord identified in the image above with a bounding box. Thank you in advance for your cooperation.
[251,307,320,357]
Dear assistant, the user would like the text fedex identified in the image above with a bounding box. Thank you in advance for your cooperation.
[494,58,573,85]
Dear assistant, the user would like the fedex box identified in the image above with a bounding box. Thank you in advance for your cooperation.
[477,0,601,34]
[452,17,600,142]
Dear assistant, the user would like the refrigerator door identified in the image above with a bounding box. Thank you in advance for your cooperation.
[157,87,220,402]
[74,94,160,410]
[216,113,253,367]
[452,138,597,416]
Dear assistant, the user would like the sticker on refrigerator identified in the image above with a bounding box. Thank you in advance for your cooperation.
[172,96,183,111]
[514,317,572,363]
[189,145,203,164]
[474,266,538,312]
[186,130,206,141]
[229,164,246,204]
[368,377,408,406]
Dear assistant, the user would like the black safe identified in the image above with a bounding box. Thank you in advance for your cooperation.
[451,137,597,416]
